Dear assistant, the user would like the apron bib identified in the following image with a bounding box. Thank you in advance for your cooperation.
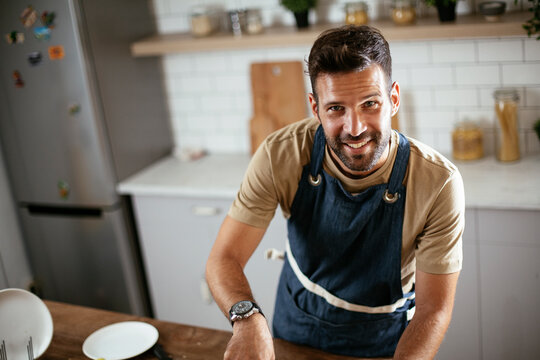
[272,126,414,358]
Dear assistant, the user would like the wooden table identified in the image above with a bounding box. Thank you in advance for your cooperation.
[43,301,383,360]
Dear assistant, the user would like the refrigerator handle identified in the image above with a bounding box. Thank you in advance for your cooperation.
[25,204,102,218]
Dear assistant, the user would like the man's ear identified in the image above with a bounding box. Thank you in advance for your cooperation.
[308,93,320,121]
[390,81,400,117]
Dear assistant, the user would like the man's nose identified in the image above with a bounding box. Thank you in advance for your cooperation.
[344,111,367,137]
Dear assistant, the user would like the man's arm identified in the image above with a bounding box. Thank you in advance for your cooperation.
[206,215,275,360]
[393,270,460,360]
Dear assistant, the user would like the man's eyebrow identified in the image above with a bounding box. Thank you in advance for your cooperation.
[321,92,382,108]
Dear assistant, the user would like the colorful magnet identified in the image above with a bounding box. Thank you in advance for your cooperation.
[20,6,38,28]
[57,180,70,199]
[48,45,64,60]
[12,71,24,88]
[5,31,25,44]
[41,11,56,28]
[33,26,51,41]
[68,104,81,115]
[27,52,43,66]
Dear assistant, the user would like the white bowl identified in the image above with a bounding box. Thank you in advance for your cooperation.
[0,288,53,359]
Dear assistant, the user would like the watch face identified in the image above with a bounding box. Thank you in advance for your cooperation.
[233,300,253,315]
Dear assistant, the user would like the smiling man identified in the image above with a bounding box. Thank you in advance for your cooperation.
[206,25,464,360]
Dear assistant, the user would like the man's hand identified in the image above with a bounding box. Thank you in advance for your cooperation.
[224,313,275,360]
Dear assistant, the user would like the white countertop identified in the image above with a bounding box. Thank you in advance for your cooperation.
[118,153,540,210]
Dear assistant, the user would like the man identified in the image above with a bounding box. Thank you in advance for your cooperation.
[206,25,464,360]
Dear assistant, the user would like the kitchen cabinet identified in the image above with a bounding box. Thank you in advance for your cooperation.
[477,209,540,360]
[436,209,481,360]
[131,194,287,331]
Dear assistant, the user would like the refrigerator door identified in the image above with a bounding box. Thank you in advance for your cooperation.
[18,204,149,315]
[0,0,117,206]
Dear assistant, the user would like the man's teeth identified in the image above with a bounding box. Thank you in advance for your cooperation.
[347,140,369,148]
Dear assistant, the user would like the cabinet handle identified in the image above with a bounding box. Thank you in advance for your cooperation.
[192,206,221,216]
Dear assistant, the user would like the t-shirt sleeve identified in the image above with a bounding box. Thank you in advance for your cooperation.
[415,169,465,274]
[228,141,279,229]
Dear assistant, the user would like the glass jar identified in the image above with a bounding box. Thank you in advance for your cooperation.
[345,2,369,25]
[190,6,220,37]
[452,121,484,161]
[391,0,416,25]
[493,88,520,162]
[246,9,264,35]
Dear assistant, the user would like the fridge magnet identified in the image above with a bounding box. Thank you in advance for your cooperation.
[57,180,70,199]
[41,11,56,28]
[33,26,51,41]
[5,31,25,44]
[20,6,38,28]
[68,104,81,115]
[48,45,64,60]
[27,52,43,66]
[12,70,24,88]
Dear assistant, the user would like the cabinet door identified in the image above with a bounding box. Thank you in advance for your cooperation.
[132,195,287,331]
[436,209,481,360]
[478,209,540,360]
[132,195,232,330]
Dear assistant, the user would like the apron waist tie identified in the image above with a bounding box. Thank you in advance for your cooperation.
[286,239,416,316]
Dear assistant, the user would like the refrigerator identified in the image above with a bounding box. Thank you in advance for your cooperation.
[0,0,173,316]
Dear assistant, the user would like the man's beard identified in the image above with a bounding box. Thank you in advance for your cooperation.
[325,129,391,173]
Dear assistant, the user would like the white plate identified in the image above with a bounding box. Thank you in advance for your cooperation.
[82,321,159,360]
[0,288,54,359]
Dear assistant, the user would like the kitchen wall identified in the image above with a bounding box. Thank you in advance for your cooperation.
[152,0,540,156]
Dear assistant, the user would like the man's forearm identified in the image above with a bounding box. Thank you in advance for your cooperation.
[392,310,451,360]
[205,254,256,318]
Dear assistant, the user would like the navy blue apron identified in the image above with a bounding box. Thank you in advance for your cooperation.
[272,126,415,358]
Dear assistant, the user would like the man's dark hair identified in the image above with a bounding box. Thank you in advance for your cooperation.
[307,25,392,102]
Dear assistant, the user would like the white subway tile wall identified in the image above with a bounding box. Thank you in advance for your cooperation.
[153,0,540,157]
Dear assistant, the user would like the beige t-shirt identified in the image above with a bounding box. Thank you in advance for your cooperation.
[229,117,464,294]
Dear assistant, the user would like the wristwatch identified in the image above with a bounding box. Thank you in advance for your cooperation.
[229,300,263,325]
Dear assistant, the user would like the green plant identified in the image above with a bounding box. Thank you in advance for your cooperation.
[516,0,540,39]
[534,118,540,141]
[280,0,317,13]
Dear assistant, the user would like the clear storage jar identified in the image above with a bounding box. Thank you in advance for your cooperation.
[345,2,369,25]
[452,121,484,161]
[190,6,220,37]
[493,88,520,162]
[391,0,416,25]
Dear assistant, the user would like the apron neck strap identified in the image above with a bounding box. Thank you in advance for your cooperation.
[310,125,326,178]
[387,133,410,193]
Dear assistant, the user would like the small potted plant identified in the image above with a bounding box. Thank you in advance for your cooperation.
[516,0,540,39]
[424,0,458,22]
[281,0,317,28]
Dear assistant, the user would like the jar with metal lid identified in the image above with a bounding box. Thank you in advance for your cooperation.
[452,121,484,161]
[493,88,520,162]
[345,2,369,25]
[391,0,416,25]
[246,9,263,35]
[190,6,220,37]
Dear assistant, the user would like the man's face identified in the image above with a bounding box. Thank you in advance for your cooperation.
[308,64,400,178]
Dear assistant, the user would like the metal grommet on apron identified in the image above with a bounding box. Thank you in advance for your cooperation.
[273,126,414,358]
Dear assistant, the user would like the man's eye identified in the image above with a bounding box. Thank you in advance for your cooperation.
[328,105,344,112]
[364,101,377,108]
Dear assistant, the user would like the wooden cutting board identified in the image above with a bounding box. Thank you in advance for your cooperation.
[250,61,308,154]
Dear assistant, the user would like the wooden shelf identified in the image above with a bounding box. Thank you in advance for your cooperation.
[131,12,530,57]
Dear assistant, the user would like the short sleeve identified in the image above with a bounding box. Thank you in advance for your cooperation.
[415,169,465,274]
[228,141,279,229]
